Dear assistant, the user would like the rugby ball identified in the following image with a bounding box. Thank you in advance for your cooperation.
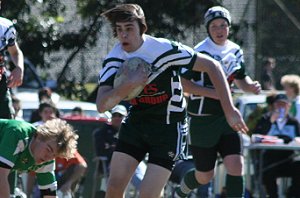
[114,57,151,101]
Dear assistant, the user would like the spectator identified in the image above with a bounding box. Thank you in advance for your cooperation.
[54,151,87,198]
[0,119,78,197]
[280,74,300,123]
[30,87,59,123]
[71,106,84,116]
[246,92,277,135]
[32,102,59,127]
[253,93,300,197]
[261,57,276,90]
[92,105,146,197]
[0,0,24,119]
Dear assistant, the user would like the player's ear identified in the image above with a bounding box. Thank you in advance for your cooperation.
[142,25,147,34]
[139,22,147,35]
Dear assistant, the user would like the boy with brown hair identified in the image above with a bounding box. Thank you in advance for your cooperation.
[96,4,247,198]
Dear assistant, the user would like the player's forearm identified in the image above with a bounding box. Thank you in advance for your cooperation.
[181,78,219,99]
[235,77,252,91]
[0,179,10,198]
[204,60,235,113]
[235,76,261,94]
[9,44,24,71]
[96,84,133,113]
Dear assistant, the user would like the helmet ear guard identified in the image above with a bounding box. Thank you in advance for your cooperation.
[204,6,231,29]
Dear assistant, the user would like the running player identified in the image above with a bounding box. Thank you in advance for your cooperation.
[96,4,248,198]
[175,6,261,197]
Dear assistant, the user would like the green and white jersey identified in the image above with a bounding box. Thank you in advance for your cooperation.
[0,119,57,191]
[181,37,246,115]
[98,34,197,124]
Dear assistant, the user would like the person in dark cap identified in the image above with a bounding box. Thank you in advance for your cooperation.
[92,104,147,197]
[253,93,300,197]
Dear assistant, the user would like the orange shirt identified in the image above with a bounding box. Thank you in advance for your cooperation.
[55,151,87,173]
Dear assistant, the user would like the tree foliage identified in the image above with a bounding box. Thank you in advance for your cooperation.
[257,0,300,88]
[2,0,219,69]
[3,0,299,93]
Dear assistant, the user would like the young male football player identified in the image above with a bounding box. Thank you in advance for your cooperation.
[96,4,248,198]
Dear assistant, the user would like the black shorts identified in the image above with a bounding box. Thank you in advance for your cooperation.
[190,132,243,172]
[115,118,189,171]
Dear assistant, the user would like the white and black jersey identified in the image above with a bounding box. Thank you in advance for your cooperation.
[98,34,197,124]
[0,17,16,51]
[181,37,247,116]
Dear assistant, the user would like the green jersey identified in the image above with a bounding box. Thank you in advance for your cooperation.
[0,119,57,191]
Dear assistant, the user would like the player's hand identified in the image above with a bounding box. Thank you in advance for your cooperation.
[225,107,249,134]
[7,66,23,88]
[249,81,261,95]
[124,65,148,87]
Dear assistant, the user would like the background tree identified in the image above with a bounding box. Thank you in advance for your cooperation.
[1,0,219,99]
[256,0,300,88]
[4,0,299,99]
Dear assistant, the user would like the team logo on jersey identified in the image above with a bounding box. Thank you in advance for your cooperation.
[168,151,175,158]
[212,53,240,77]
[13,140,26,155]
[21,157,28,164]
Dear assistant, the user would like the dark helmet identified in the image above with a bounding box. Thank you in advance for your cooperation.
[204,6,231,29]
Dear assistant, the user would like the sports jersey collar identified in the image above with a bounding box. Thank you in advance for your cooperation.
[124,34,146,56]
[207,37,228,51]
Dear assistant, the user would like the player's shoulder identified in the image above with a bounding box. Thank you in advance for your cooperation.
[145,34,186,51]
[0,120,35,143]
[0,17,14,26]
[226,39,242,50]
[0,119,34,129]
[106,43,124,59]
[146,35,171,45]
[194,38,210,52]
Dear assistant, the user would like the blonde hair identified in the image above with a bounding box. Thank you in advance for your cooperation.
[36,119,78,159]
[280,74,300,95]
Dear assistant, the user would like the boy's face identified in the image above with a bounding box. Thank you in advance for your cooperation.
[208,18,229,45]
[30,134,58,164]
[273,100,290,114]
[283,84,295,98]
[111,113,125,129]
[39,107,56,122]
[116,20,144,52]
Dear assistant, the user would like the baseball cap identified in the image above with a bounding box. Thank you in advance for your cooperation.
[274,94,289,103]
[111,105,127,116]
